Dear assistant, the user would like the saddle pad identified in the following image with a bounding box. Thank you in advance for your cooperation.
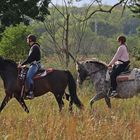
[106,68,136,82]
[117,68,136,81]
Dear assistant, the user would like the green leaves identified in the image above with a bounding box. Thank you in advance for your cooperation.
[128,0,140,18]
[0,24,31,61]
[0,0,50,31]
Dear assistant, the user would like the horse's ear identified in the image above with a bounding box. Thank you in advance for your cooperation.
[76,61,82,70]
[76,61,81,65]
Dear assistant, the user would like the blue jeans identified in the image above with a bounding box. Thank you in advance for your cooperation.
[26,64,38,91]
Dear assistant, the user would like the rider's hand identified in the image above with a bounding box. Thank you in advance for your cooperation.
[18,64,26,68]
[21,65,26,68]
[107,64,112,70]
[18,64,22,68]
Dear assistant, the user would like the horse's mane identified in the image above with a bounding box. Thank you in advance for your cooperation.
[1,57,17,68]
[79,58,107,68]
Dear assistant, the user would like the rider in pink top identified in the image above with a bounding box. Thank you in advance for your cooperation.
[108,35,130,97]
[108,44,129,66]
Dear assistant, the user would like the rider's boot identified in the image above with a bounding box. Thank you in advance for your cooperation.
[26,91,34,99]
[26,84,34,99]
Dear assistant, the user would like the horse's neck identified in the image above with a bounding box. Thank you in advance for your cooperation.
[91,69,107,85]
[1,67,18,89]
[91,71,107,94]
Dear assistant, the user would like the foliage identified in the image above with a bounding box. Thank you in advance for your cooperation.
[39,5,140,63]
[0,4,140,64]
[129,0,140,18]
[0,0,50,34]
[0,24,32,61]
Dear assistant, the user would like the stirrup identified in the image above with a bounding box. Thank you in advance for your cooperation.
[25,92,34,99]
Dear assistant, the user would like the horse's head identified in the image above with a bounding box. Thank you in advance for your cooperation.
[76,61,89,85]
[76,59,107,85]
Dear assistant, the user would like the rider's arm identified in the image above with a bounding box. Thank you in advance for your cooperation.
[21,46,40,65]
[108,46,123,66]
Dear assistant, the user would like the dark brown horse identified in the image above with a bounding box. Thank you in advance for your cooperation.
[0,57,83,113]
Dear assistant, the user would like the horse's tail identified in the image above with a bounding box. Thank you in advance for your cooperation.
[65,70,84,109]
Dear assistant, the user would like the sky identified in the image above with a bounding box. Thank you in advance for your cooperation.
[51,0,119,6]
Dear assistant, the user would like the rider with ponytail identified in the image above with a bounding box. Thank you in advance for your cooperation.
[108,35,130,97]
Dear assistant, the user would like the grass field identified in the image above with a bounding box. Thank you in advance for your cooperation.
[0,56,140,140]
[0,82,140,140]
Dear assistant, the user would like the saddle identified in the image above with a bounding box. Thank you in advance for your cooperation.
[106,67,136,82]
[18,67,54,98]
[18,67,54,82]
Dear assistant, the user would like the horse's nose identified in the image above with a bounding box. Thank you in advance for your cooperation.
[77,79,82,86]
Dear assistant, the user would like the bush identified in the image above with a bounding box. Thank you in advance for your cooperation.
[0,24,32,61]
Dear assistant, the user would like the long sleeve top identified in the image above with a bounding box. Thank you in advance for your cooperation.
[21,43,41,65]
[109,44,129,66]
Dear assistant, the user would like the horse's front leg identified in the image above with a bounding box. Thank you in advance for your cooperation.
[90,93,111,108]
[90,92,107,108]
[15,96,29,113]
[0,94,12,112]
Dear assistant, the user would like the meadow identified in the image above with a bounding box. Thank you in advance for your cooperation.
[0,80,140,140]
[0,57,140,140]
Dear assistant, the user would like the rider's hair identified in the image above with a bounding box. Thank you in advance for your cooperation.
[117,35,126,44]
[27,34,37,42]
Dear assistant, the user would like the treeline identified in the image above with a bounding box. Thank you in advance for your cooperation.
[0,5,140,66]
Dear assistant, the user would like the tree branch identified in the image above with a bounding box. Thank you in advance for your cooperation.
[80,0,125,21]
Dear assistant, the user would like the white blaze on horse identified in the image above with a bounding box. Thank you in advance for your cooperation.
[76,58,140,108]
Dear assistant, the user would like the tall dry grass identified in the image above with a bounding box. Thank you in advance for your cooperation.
[0,85,140,140]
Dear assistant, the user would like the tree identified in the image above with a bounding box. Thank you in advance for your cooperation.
[129,0,140,18]
[41,2,88,67]
[0,0,50,33]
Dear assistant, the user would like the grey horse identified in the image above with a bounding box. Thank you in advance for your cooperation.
[76,58,140,108]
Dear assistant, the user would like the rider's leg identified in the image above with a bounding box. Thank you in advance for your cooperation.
[110,64,126,96]
[26,64,38,99]
[110,69,117,92]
